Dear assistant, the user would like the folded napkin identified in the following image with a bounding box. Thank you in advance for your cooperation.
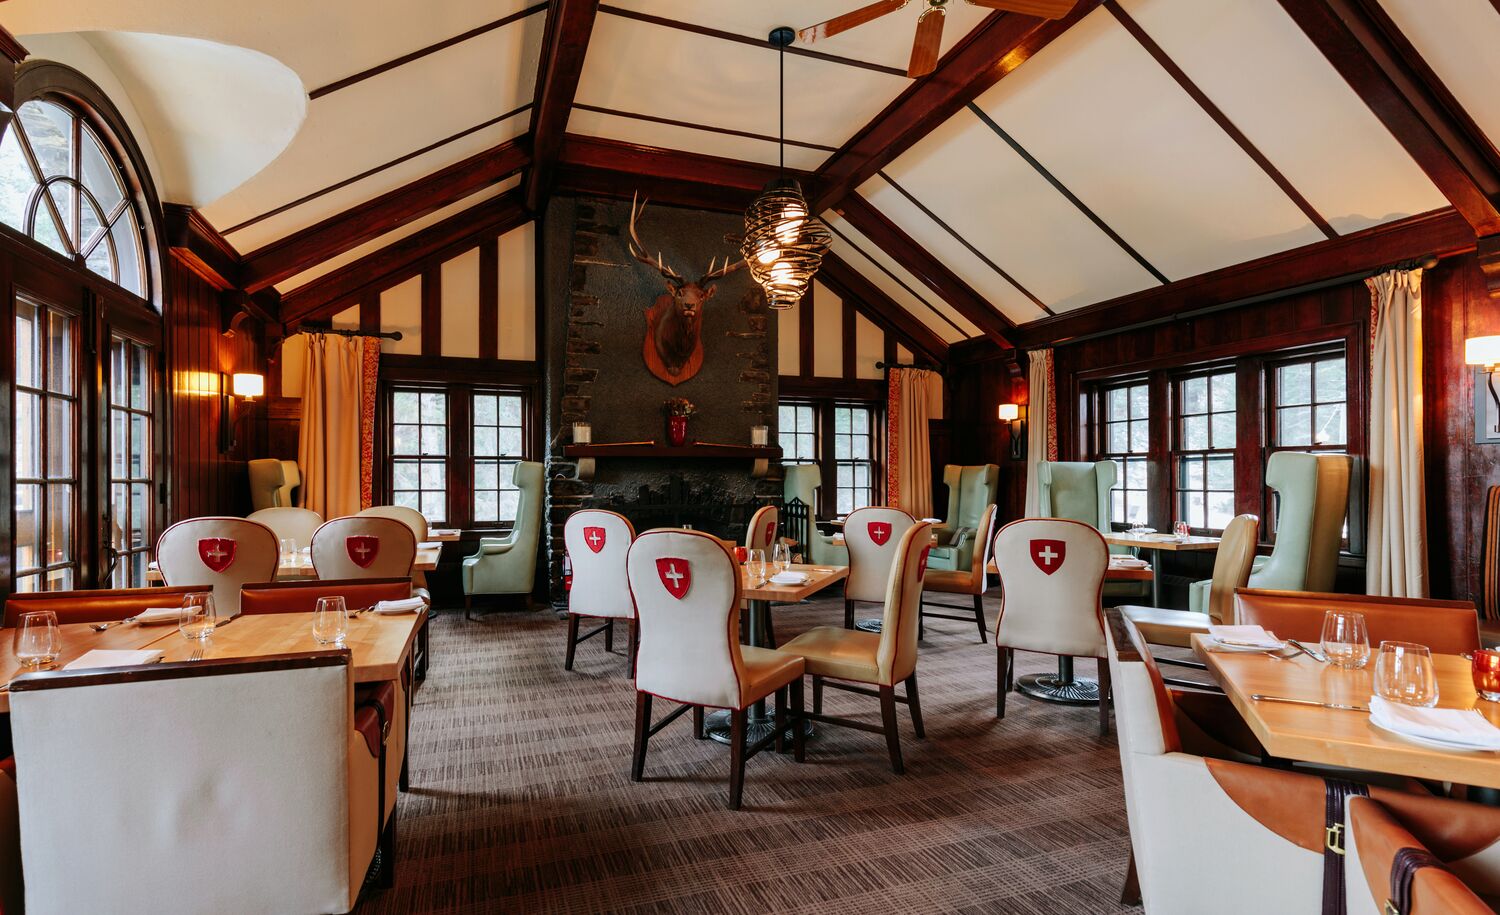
[1208,625,1283,650]
[135,607,183,624]
[1370,695,1500,750]
[769,572,809,585]
[63,649,164,671]
[1111,558,1150,569]
[373,597,427,615]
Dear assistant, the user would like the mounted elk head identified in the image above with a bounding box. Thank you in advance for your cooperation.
[627,194,747,386]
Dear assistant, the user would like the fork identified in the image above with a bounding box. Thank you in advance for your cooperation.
[188,645,205,662]
[90,616,139,632]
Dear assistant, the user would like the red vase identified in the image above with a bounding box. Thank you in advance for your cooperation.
[667,415,688,447]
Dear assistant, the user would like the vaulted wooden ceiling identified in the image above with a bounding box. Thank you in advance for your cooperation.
[7,0,1500,350]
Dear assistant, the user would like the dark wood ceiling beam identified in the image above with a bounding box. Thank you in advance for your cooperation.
[555,135,811,212]
[163,204,243,293]
[240,138,530,292]
[525,0,601,213]
[819,254,949,367]
[811,1,1102,213]
[837,194,1015,348]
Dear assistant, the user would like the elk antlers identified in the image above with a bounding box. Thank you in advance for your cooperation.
[627,193,747,287]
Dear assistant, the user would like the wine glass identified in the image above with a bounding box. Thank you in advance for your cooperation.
[281,538,299,567]
[1320,609,1370,669]
[746,549,767,587]
[772,542,792,575]
[1374,641,1439,707]
[313,596,349,646]
[13,610,60,669]
[179,592,217,642]
[1173,521,1190,541]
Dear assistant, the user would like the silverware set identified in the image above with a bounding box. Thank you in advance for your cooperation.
[1251,693,1368,712]
[89,616,140,632]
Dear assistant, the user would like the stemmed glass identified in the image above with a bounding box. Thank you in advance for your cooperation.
[772,542,792,576]
[1374,641,1439,707]
[746,549,767,587]
[281,538,299,567]
[179,592,217,642]
[313,596,349,647]
[13,610,60,669]
[1173,521,1190,542]
[1320,609,1370,669]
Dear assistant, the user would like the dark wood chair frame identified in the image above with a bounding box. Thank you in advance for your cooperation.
[804,672,924,775]
[917,592,987,643]
[996,647,1113,737]
[564,614,638,672]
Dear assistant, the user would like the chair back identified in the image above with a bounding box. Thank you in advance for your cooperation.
[844,506,917,603]
[3,586,198,628]
[783,464,820,510]
[155,517,279,618]
[993,518,1109,658]
[1349,797,1492,915]
[1249,452,1350,593]
[565,510,636,619]
[1205,514,1259,625]
[10,652,363,914]
[745,504,778,551]
[240,578,414,615]
[875,522,934,686]
[1233,589,1481,656]
[357,505,428,542]
[1037,460,1114,532]
[247,507,323,551]
[311,517,416,580]
[939,464,999,531]
[247,458,300,511]
[627,529,745,710]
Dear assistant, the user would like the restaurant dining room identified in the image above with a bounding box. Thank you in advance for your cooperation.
[8,1,1500,913]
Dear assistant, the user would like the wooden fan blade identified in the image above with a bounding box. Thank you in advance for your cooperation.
[907,8,945,78]
[963,0,1077,18]
[799,0,908,43]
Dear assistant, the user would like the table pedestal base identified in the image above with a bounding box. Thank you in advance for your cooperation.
[854,618,883,633]
[703,709,813,746]
[1015,657,1100,705]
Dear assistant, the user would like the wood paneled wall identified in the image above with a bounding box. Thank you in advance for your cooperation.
[946,341,1025,521]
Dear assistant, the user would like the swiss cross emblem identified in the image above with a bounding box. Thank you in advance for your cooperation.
[868,521,892,546]
[1030,539,1066,575]
[584,526,607,554]
[656,558,691,600]
[198,538,237,573]
[347,536,380,569]
[917,545,932,578]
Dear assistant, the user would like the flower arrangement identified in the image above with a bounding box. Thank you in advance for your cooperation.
[663,398,697,418]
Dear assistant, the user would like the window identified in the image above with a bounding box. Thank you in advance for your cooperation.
[1270,354,1347,450]
[14,297,78,592]
[1101,382,1150,528]
[779,403,817,462]
[833,405,876,516]
[1174,370,1236,532]
[108,335,154,587]
[390,388,449,523]
[472,392,526,523]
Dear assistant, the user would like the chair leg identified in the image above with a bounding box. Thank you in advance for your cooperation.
[630,692,652,782]
[1098,656,1112,737]
[879,685,904,775]
[728,709,748,810]
[1006,647,1015,692]
[773,686,787,754]
[604,619,614,652]
[972,593,987,643]
[996,648,1009,719]
[918,599,925,641]
[812,675,824,715]
[693,705,705,739]
[790,677,806,763]
[629,619,640,677]
[463,594,474,621]
[1121,848,1141,906]
[906,672,925,739]
[564,614,581,671]
[377,805,397,889]
[844,598,854,629]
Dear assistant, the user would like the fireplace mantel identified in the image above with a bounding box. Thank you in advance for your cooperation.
[563,442,781,481]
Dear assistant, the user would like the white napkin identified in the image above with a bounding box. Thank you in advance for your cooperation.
[135,607,183,624]
[1370,695,1500,750]
[63,649,164,671]
[1208,625,1283,650]
[373,597,427,615]
[1111,558,1149,568]
[769,571,809,585]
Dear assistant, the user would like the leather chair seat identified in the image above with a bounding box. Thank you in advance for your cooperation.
[778,627,882,682]
[1121,605,1210,649]
[923,569,976,594]
[738,645,805,705]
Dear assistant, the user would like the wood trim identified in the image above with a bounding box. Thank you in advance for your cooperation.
[818,253,948,366]
[7,650,349,692]
[358,290,380,335]
[572,103,838,153]
[378,353,540,386]
[842,296,857,380]
[420,266,441,356]
[554,135,813,212]
[240,139,529,292]
[0,25,28,65]
[162,204,241,292]
[799,283,815,378]
[526,0,602,212]
[1106,1,1336,239]
[811,2,1103,212]
[778,376,886,401]
[478,236,499,360]
[884,331,898,367]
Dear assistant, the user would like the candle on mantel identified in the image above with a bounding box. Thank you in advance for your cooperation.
[751,425,768,446]
[572,422,592,445]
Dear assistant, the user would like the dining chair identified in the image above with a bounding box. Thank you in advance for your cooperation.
[9,651,394,913]
[312,516,418,581]
[1122,513,1259,649]
[155,516,280,618]
[927,464,997,572]
[1481,484,1500,647]
[626,529,805,810]
[843,506,916,631]
[1348,796,1492,914]
[781,464,846,566]
[1035,460,1148,601]
[778,522,932,775]
[993,517,1112,735]
[920,503,997,643]
[563,509,636,672]
[247,457,301,511]
[357,505,429,542]
[2,585,198,628]
[745,504,779,552]
[247,506,324,551]
[1233,589,1482,657]
[461,461,544,615]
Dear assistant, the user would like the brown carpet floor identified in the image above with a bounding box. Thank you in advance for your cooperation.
[357,595,1139,914]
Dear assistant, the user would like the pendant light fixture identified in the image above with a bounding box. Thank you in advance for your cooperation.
[741,27,832,311]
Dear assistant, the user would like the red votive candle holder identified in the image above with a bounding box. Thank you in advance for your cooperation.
[1473,649,1500,702]
[734,547,748,564]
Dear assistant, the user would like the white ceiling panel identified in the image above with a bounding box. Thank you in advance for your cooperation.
[878,108,1158,313]
[1119,0,1445,235]
[1377,0,1500,161]
[566,108,828,173]
[824,213,978,344]
[974,7,1326,282]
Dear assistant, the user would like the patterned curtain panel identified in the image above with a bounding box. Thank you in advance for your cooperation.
[886,367,941,518]
[359,338,380,509]
[297,333,364,520]
[1366,268,1427,597]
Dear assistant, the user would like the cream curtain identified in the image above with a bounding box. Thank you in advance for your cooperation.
[887,367,941,518]
[1366,268,1427,598]
[1024,348,1054,517]
[298,334,365,520]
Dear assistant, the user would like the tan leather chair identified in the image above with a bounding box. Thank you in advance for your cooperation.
[1349,796,1493,914]
[1234,590,1482,657]
[919,504,997,643]
[1122,514,1259,648]
[626,529,805,810]
[563,510,637,672]
[247,458,301,511]
[3,585,198,628]
[778,522,932,775]
[155,517,280,618]
[745,504,778,552]
[312,516,418,581]
[994,518,1112,735]
[247,506,323,551]
[843,506,916,631]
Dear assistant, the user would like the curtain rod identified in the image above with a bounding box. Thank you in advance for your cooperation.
[295,327,403,341]
[877,361,939,370]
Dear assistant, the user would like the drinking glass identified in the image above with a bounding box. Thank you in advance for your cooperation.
[281,538,299,567]
[179,592,216,642]
[1375,641,1439,707]
[746,549,767,586]
[1173,521,1190,541]
[312,596,349,646]
[734,546,748,564]
[1472,649,1500,702]
[13,610,60,669]
[772,542,792,575]
[1320,609,1370,669]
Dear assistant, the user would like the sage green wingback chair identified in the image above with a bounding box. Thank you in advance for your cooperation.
[247,459,300,511]
[782,464,847,566]
[927,464,998,572]
[1187,452,1351,613]
[462,461,544,616]
[1036,460,1147,598]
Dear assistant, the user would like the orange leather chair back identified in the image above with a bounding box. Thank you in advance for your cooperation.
[1233,589,1481,656]
[239,578,413,616]
[3,586,199,628]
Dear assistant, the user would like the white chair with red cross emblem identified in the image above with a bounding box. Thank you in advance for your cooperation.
[311,517,417,582]
[563,510,636,672]
[745,504,779,552]
[155,517,279,618]
[843,506,916,631]
[627,529,806,810]
[992,518,1112,735]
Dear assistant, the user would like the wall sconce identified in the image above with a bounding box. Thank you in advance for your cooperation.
[219,372,266,453]
[232,372,265,401]
[1466,336,1500,443]
[998,403,1027,460]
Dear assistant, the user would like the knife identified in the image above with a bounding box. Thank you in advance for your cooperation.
[1251,693,1368,712]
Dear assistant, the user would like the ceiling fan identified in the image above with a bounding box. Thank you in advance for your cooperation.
[799,0,1078,78]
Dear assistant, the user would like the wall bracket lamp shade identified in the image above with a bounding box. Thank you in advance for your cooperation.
[1466,335,1500,371]
[998,403,1027,460]
[232,372,265,400]
[741,177,831,310]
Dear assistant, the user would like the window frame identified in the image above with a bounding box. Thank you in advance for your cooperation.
[468,388,529,527]
[778,396,884,520]
[1091,378,1152,531]
[831,403,879,518]
[1170,365,1238,535]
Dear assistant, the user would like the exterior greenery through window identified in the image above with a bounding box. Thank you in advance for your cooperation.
[385,385,529,528]
[471,392,526,523]
[779,399,882,518]
[1101,382,1150,528]
[833,405,876,516]
[1175,370,1236,532]
[778,403,817,462]
[109,335,153,586]
[390,389,449,522]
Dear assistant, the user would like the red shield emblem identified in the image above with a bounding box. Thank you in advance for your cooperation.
[346,536,380,569]
[583,526,607,554]
[1030,539,1066,575]
[198,538,236,573]
[868,521,892,546]
[917,545,932,578]
[764,521,776,545]
[656,557,691,600]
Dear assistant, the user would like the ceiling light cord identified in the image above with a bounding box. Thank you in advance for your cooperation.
[778,36,785,175]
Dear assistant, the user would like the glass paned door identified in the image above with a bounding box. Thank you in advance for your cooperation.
[107,334,154,586]
[14,295,79,591]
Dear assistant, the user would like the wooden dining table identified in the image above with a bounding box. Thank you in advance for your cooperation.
[1103,532,1220,605]
[145,542,442,583]
[1194,634,1500,789]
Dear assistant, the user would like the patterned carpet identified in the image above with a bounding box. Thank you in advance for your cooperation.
[357,595,1139,915]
